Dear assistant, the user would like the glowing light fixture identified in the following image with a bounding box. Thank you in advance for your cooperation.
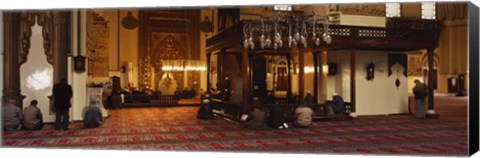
[26,68,53,91]
[422,2,436,20]
[273,4,292,11]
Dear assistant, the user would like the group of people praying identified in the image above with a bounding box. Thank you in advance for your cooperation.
[196,91,346,129]
[2,79,104,131]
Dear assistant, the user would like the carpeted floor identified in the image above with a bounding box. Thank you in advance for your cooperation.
[2,105,468,156]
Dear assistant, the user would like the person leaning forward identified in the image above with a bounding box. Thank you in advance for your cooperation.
[23,100,44,130]
[293,103,314,128]
[53,78,73,130]
[2,98,23,131]
[197,99,214,120]
[83,100,103,128]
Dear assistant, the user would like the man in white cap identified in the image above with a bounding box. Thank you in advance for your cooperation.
[197,98,214,120]
[2,97,23,131]
[329,92,345,114]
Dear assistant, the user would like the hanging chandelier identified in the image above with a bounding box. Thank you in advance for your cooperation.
[243,10,332,50]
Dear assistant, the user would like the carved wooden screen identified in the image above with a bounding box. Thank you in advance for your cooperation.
[332,4,386,16]
[139,10,200,90]
[217,8,240,32]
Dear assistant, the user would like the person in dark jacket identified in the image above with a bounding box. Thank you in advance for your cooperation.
[190,87,196,98]
[304,91,315,105]
[53,78,73,130]
[267,105,288,129]
[413,79,428,118]
[197,99,214,120]
[174,88,182,100]
[329,92,345,114]
[263,91,277,105]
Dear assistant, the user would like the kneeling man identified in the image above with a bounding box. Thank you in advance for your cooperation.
[83,99,103,128]
[293,103,314,128]
[23,100,44,130]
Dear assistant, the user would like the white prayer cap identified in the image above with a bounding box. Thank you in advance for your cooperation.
[204,94,210,98]
[333,92,338,96]
[306,91,311,94]
[253,97,259,101]
[202,99,210,104]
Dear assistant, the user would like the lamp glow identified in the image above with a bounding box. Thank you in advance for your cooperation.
[26,68,53,91]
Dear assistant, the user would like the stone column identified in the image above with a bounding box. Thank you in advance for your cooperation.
[2,12,24,107]
[313,51,318,104]
[206,52,211,92]
[219,49,225,103]
[426,48,439,118]
[242,47,249,114]
[298,49,305,104]
[52,11,69,84]
[287,54,292,102]
[349,49,357,118]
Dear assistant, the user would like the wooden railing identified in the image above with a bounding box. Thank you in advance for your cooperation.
[206,19,442,52]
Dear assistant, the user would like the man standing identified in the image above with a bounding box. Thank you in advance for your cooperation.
[23,100,44,130]
[413,79,428,118]
[53,78,73,130]
[2,98,23,131]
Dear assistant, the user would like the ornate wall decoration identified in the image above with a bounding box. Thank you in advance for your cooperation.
[337,4,386,16]
[139,10,200,89]
[18,12,36,65]
[17,12,55,66]
[37,12,54,65]
[388,54,408,89]
[366,62,375,80]
[153,35,185,62]
[87,11,110,77]
[121,12,139,30]
[388,53,407,78]
[217,8,239,32]
[408,52,423,76]
[200,11,214,33]
[74,55,86,73]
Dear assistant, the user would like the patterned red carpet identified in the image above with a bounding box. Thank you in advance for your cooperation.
[2,106,468,156]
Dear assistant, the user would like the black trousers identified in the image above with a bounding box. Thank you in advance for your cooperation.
[55,108,70,130]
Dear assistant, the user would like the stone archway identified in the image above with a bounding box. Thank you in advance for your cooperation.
[2,11,70,108]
